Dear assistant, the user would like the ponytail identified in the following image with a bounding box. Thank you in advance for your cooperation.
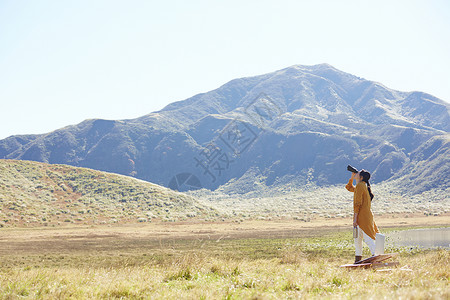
[360,169,374,201]
[365,180,374,201]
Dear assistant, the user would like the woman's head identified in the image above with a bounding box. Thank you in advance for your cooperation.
[359,170,370,183]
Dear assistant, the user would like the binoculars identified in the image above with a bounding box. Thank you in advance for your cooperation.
[347,165,358,173]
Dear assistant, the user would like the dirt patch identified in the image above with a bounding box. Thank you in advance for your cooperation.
[0,213,448,256]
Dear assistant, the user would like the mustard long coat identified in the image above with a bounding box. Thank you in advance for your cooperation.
[346,179,379,240]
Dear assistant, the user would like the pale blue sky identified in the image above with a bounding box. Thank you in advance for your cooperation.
[1,0,449,139]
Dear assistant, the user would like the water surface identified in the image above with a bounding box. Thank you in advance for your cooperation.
[387,227,450,249]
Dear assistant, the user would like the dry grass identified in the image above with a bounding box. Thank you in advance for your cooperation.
[0,160,448,298]
[0,223,448,299]
[0,159,217,227]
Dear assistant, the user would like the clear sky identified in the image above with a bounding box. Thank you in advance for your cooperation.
[1,0,449,139]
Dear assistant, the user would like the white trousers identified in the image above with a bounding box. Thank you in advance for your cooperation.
[354,226,376,256]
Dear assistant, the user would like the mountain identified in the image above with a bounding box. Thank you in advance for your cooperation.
[0,159,216,227]
[1,64,449,194]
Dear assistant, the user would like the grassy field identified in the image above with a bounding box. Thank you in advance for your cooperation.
[1,160,449,298]
[0,220,448,299]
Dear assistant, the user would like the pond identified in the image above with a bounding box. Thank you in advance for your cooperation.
[386,227,450,249]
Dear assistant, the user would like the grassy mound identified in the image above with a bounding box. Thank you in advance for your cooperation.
[0,160,216,227]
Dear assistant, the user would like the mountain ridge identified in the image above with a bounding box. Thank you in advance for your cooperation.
[1,64,449,194]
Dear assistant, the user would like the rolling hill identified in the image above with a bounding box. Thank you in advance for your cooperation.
[1,64,449,194]
[0,159,216,227]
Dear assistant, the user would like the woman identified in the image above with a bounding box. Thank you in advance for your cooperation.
[346,169,379,263]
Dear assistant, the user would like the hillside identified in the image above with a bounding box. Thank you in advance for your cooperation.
[0,160,216,227]
[387,134,450,195]
[1,64,449,194]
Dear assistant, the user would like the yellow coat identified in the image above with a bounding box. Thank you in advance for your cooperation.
[346,179,379,240]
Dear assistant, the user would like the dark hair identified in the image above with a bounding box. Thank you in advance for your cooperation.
[359,170,374,201]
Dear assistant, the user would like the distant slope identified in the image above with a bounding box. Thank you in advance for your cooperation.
[0,160,216,227]
[1,64,449,194]
[388,134,450,195]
